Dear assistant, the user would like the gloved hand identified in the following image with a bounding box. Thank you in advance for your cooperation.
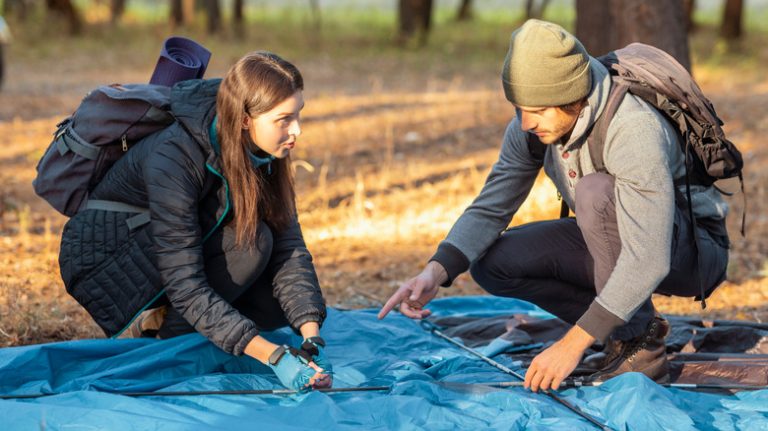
[267,345,320,392]
[301,336,333,388]
[301,336,333,374]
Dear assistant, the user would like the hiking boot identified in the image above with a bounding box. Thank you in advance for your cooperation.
[587,316,670,383]
[121,306,167,339]
[581,338,623,371]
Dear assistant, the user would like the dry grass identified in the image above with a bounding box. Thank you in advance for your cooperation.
[1,17,767,346]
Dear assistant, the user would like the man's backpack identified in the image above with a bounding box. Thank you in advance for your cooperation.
[33,84,175,216]
[529,42,745,221]
[529,43,744,195]
[527,43,744,307]
[590,43,744,192]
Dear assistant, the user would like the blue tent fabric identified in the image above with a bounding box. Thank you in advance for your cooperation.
[1,296,766,430]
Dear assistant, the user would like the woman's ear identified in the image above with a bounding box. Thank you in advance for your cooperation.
[242,116,251,130]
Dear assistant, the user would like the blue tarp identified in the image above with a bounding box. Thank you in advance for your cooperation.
[1,296,766,430]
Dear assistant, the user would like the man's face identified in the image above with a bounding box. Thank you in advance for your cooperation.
[516,105,581,144]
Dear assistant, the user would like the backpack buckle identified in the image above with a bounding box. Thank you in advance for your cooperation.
[54,118,72,139]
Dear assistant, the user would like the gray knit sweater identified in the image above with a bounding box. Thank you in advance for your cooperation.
[431,57,728,341]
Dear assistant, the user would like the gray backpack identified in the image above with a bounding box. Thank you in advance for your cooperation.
[33,84,174,216]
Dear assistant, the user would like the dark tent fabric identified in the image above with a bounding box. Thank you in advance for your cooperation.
[1,297,766,430]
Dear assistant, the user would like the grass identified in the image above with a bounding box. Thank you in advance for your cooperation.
[1,4,767,346]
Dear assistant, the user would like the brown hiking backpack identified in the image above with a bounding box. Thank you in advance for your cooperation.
[528,43,746,307]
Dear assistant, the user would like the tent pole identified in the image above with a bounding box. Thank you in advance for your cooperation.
[468,381,768,391]
[420,319,613,431]
[0,386,391,400]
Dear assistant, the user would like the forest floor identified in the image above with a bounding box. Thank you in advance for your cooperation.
[0,12,766,345]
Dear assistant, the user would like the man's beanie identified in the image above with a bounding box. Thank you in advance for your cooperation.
[501,19,591,107]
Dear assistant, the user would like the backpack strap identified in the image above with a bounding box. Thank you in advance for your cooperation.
[587,80,629,173]
[55,120,100,160]
[85,199,150,230]
[588,80,710,309]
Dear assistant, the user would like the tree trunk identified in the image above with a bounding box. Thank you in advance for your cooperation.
[4,0,30,21]
[525,0,551,19]
[111,0,126,24]
[46,0,82,35]
[720,0,743,40]
[234,0,245,38]
[683,0,696,33]
[576,0,691,71]
[170,0,195,27]
[457,0,472,21]
[170,0,183,26]
[575,0,612,56]
[205,0,221,35]
[397,0,433,46]
[309,0,322,33]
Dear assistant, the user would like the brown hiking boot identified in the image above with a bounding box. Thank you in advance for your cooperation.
[587,316,670,383]
[581,338,623,371]
[120,306,167,339]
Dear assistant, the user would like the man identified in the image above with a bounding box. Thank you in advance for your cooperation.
[378,20,729,392]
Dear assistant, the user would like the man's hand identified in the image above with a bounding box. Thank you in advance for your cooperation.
[524,325,595,392]
[377,261,447,320]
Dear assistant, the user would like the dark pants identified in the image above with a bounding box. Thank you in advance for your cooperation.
[469,173,729,341]
[158,222,289,338]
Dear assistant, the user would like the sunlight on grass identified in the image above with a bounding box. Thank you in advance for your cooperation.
[1,4,767,344]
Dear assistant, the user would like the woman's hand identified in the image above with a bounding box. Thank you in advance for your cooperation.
[245,334,330,389]
[267,345,325,392]
[301,336,333,388]
[299,322,332,388]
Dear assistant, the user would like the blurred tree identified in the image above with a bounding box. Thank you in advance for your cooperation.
[525,0,551,19]
[234,0,244,38]
[204,0,221,34]
[170,0,195,27]
[721,0,743,39]
[575,0,691,71]
[397,0,432,46]
[46,0,82,35]
[111,0,126,24]
[3,0,31,21]
[683,0,696,32]
[309,0,322,32]
[456,0,473,21]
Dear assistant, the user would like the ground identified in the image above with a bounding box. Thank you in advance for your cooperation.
[0,11,766,346]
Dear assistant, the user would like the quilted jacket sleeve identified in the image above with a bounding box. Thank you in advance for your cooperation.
[144,136,260,356]
[268,217,327,332]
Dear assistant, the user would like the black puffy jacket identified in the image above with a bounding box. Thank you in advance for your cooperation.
[59,79,326,355]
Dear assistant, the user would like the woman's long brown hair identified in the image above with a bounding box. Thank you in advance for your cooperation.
[216,51,302,248]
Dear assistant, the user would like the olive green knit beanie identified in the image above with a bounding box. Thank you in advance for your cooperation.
[501,19,591,107]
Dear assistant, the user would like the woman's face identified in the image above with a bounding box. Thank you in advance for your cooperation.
[244,90,304,159]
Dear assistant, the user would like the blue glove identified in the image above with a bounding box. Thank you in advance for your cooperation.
[301,336,333,375]
[267,345,317,392]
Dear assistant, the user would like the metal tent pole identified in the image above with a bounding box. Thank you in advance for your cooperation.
[420,319,612,431]
[0,386,391,400]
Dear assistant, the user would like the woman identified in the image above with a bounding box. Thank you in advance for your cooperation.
[58,52,331,391]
